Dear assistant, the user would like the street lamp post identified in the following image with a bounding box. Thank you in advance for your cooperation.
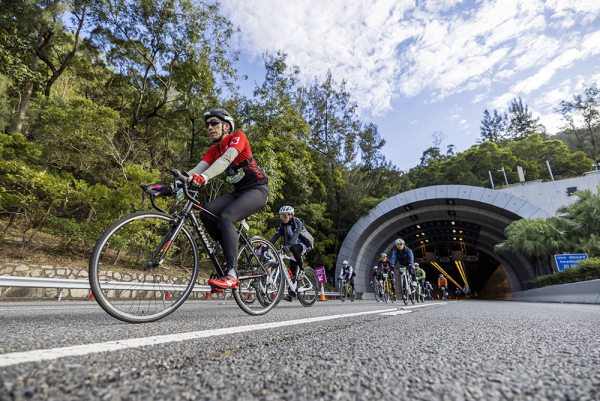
[498,167,509,186]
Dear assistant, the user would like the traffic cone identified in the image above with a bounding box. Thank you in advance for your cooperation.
[205,292,211,300]
[247,292,253,301]
[88,275,99,299]
[163,280,171,300]
[319,284,326,301]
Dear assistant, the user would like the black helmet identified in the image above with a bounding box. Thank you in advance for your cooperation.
[204,108,234,140]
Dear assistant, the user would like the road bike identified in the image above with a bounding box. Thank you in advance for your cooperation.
[88,170,285,323]
[440,286,448,301]
[339,278,355,302]
[415,280,425,303]
[398,265,415,305]
[372,279,384,302]
[277,250,318,307]
[381,273,395,303]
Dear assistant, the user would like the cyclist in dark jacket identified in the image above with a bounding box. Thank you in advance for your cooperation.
[378,253,396,299]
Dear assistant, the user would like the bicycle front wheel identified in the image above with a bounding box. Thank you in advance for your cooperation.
[340,285,347,302]
[233,237,284,315]
[89,211,199,323]
[297,267,318,307]
[401,276,408,305]
[374,284,381,302]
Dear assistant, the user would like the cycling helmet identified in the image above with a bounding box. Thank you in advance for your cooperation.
[278,206,295,215]
[395,238,405,245]
[373,265,378,270]
[343,260,348,265]
[204,108,234,139]
[380,253,387,258]
[250,236,262,246]
[439,274,444,278]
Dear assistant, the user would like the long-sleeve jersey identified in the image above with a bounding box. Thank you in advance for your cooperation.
[438,277,448,287]
[378,259,393,274]
[415,267,426,279]
[339,265,354,279]
[391,247,414,266]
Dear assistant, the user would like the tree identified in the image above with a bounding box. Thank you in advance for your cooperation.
[557,82,600,160]
[358,122,386,172]
[506,97,545,141]
[3,0,90,134]
[479,109,506,144]
[301,70,361,256]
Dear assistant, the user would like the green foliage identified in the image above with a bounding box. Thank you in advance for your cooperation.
[524,258,600,290]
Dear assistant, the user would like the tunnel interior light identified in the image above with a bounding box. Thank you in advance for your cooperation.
[455,260,470,291]
[421,233,425,236]
[420,241,424,244]
[416,225,421,228]
[453,229,456,233]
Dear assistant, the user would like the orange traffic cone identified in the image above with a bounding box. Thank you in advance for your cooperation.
[319,284,326,301]
[163,280,172,300]
[205,292,211,300]
[88,275,99,299]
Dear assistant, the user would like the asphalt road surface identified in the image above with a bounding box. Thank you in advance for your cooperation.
[0,299,599,400]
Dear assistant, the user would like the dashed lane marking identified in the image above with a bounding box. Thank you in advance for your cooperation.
[0,307,398,367]
[379,310,412,316]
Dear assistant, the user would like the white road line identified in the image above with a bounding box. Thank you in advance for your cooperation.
[0,308,397,367]
[400,302,447,310]
[379,310,412,316]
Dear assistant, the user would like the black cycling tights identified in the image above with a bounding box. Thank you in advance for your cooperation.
[289,244,304,279]
[200,186,268,277]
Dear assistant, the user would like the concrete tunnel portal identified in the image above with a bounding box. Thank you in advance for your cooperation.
[335,185,552,297]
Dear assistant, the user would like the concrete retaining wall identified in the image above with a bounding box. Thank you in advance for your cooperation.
[0,263,216,300]
[507,279,600,304]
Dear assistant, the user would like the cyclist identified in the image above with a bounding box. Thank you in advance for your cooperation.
[391,239,414,300]
[378,253,396,301]
[153,108,268,291]
[455,287,462,300]
[438,274,448,299]
[251,236,277,264]
[425,281,433,299]
[338,261,355,299]
[463,285,470,300]
[270,206,314,301]
[370,265,383,296]
[415,263,426,294]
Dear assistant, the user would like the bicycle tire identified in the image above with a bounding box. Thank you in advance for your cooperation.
[341,284,347,302]
[296,267,318,307]
[383,284,389,303]
[374,283,381,302]
[401,275,408,305]
[89,211,199,323]
[233,237,284,315]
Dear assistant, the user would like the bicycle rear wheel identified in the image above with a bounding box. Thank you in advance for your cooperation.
[297,267,318,307]
[233,237,284,315]
[89,211,199,323]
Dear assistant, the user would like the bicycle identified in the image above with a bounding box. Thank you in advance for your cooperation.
[415,281,425,303]
[381,273,395,303]
[372,279,384,302]
[440,286,448,301]
[338,278,355,302]
[278,250,318,307]
[88,170,285,323]
[398,266,414,305]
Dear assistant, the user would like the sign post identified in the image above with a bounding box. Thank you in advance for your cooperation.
[315,267,327,301]
[554,254,588,271]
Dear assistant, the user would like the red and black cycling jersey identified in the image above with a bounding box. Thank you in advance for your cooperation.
[378,259,392,273]
[202,131,268,192]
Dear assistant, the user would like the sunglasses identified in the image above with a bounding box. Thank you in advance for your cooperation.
[206,120,222,128]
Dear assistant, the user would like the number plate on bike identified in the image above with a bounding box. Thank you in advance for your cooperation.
[176,188,184,203]
[383,273,388,278]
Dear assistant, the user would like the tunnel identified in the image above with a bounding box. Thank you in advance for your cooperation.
[335,185,552,297]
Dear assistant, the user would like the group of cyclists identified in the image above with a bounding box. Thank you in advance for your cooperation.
[151,106,461,304]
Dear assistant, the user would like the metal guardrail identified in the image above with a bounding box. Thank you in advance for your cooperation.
[0,276,338,300]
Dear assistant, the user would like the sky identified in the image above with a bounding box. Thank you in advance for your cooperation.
[219,0,600,171]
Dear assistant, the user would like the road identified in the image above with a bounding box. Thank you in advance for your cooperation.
[0,299,599,400]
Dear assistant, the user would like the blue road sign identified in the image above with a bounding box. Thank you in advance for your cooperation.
[554,254,588,271]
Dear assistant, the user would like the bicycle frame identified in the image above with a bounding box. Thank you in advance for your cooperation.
[278,252,313,295]
[141,172,270,283]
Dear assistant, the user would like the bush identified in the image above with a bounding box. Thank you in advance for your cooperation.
[525,258,600,290]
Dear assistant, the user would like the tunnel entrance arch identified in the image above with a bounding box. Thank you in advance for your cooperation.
[335,185,551,295]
